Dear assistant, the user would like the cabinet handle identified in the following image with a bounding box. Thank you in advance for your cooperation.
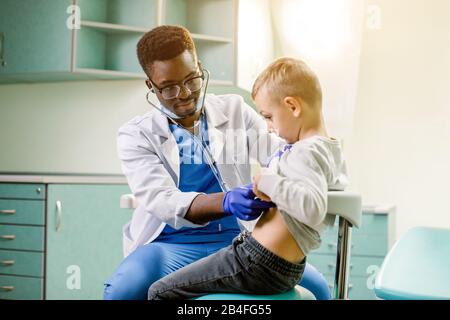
[327,263,353,269]
[55,200,62,232]
[0,235,15,240]
[0,260,15,266]
[0,32,5,67]
[0,286,14,292]
[0,210,16,215]
[328,242,337,247]
[327,242,354,249]
[328,283,354,290]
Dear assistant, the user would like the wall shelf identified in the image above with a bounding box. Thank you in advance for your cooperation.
[191,33,233,44]
[0,0,238,84]
[80,21,148,35]
[72,68,146,79]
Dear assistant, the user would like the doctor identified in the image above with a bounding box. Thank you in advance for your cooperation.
[103,25,331,300]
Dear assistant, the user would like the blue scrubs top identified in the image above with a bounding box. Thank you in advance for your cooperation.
[155,114,241,243]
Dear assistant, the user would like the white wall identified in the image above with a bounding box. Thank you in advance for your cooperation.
[237,0,275,91]
[346,0,450,240]
[0,80,253,174]
[270,0,365,141]
[0,80,149,174]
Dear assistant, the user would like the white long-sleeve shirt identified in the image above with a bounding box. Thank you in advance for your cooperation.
[257,135,349,255]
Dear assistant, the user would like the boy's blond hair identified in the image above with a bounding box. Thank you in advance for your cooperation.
[251,57,322,108]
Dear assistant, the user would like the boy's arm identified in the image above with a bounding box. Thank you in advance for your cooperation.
[255,147,329,227]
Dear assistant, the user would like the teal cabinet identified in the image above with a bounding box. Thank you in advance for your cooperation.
[0,182,131,300]
[0,183,45,199]
[0,183,47,300]
[164,0,237,84]
[0,225,45,251]
[0,199,45,225]
[45,184,131,299]
[0,0,73,81]
[0,0,238,84]
[307,207,395,300]
[0,275,44,300]
[0,250,44,277]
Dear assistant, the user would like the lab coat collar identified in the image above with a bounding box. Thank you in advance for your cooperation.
[204,96,229,165]
[204,95,229,128]
[151,108,171,139]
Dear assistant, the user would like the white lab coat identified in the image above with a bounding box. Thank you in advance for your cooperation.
[117,94,283,257]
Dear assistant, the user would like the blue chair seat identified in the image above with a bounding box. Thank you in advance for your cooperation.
[194,285,316,300]
[375,226,450,300]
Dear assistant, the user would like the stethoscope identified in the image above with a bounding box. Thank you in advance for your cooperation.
[145,68,243,193]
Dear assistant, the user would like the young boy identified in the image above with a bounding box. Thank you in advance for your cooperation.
[147,57,348,300]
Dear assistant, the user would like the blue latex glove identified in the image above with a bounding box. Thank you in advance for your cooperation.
[223,184,276,221]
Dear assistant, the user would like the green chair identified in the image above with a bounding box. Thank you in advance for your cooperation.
[195,285,316,300]
[374,226,450,300]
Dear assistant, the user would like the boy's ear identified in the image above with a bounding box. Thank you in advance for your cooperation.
[284,96,302,118]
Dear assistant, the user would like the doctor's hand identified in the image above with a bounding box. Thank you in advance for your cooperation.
[222,184,276,221]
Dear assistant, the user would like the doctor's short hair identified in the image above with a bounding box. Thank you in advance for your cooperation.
[251,57,322,108]
[137,25,197,76]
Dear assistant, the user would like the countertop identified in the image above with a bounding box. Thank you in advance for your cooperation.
[0,173,395,212]
[0,172,128,184]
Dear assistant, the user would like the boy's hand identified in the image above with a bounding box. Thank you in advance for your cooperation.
[252,173,272,202]
[222,184,275,221]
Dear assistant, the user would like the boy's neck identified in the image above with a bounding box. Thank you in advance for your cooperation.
[298,114,328,141]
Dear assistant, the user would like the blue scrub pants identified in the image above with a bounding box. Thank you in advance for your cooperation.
[103,239,331,300]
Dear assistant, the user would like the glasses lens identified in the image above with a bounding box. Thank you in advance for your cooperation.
[159,75,204,99]
[185,77,203,92]
[161,86,180,99]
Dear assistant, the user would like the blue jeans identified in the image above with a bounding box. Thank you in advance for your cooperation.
[103,239,331,300]
[148,232,307,299]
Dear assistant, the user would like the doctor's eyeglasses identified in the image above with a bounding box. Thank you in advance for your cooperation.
[149,69,205,100]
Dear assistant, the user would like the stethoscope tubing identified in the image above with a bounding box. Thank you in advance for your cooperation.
[145,69,231,192]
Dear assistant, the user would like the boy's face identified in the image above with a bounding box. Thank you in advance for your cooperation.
[254,86,301,144]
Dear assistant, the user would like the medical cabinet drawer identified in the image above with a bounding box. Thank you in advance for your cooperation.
[0,275,43,300]
[0,183,46,200]
[347,275,378,300]
[0,225,44,251]
[307,254,384,278]
[0,199,45,225]
[313,232,387,256]
[322,214,388,235]
[315,218,388,256]
[350,233,388,256]
[0,249,44,277]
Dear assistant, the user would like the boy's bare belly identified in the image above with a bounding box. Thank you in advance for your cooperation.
[251,207,305,264]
